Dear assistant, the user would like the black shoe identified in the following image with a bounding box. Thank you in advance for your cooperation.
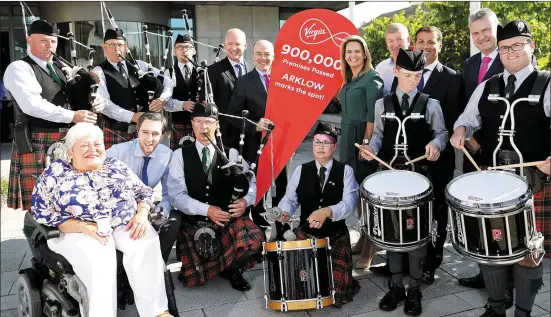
[458,272,485,289]
[504,287,514,310]
[404,287,423,316]
[480,303,506,317]
[421,269,435,285]
[379,284,406,311]
[227,269,251,291]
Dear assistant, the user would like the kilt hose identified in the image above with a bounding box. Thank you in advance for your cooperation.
[170,122,194,151]
[8,131,66,211]
[102,127,135,150]
[177,217,264,287]
[295,228,361,307]
[534,179,551,258]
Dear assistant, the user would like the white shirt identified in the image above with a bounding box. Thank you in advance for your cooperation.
[165,61,195,112]
[228,58,246,77]
[278,159,359,222]
[3,52,75,123]
[92,59,174,123]
[167,141,257,217]
[375,57,396,96]
[422,59,439,85]
[480,49,499,72]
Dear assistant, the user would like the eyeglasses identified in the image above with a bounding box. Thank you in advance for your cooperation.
[175,45,194,51]
[106,43,127,50]
[498,42,530,55]
[192,119,217,126]
[313,140,336,147]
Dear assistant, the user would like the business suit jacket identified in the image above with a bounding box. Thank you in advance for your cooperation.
[227,67,288,227]
[208,57,255,146]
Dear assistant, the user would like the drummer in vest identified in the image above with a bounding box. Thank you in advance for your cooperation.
[275,122,361,308]
[451,20,549,317]
[3,20,103,213]
[360,48,448,316]
[165,34,198,150]
[165,102,264,291]
[92,28,174,149]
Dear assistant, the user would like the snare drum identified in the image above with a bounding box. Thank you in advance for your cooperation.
[360,170,434,252]
[262,239,335,311]
[446,171,541,265]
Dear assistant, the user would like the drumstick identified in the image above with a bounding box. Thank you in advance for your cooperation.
[354,143,394,170]
[460,145,481,171]
[405,154,429,165]
[488,160,547,170]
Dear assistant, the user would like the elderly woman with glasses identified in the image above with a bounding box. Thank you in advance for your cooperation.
[30,122,173,317]
[275,122,361,308]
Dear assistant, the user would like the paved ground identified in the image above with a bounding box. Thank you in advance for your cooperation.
[1,139,550,317]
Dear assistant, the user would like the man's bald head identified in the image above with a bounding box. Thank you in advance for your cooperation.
[224,28,247,62]
[253,40,274,73]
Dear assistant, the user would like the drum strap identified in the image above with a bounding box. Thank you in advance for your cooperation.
[488,74,502,103]
[383,94,395,114]
[529,71,551,104]
[410,93,429,117]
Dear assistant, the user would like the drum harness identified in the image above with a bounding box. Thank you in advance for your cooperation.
[483,71,550,264]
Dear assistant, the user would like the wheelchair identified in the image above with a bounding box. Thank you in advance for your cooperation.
[16,210,180,317]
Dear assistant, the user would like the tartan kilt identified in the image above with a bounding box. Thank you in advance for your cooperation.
[8,132,65,211]
[102,127,135,150]
[295,228,360,307]
[534,179,551,258]
[170,122,194,151]
[178,217,264,287]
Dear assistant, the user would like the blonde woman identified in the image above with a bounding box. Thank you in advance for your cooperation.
[338,35,384,269]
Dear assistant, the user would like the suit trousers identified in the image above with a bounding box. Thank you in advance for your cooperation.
[388,245,427,288]
[47,224,168,317]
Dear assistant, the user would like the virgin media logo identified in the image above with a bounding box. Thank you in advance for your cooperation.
[299,18,351,48]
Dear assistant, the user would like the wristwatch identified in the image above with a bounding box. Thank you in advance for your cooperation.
[363,138,369,145]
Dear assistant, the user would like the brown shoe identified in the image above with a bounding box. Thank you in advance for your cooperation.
[156,311,173,317]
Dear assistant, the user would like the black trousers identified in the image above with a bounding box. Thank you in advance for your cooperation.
[424,148,454,271]
[158,209,185,263]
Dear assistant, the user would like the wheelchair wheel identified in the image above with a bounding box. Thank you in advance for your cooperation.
[16,273,42,317]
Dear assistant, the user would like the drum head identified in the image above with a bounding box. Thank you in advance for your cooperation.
[361,170,431,202]
[446,171,530,211]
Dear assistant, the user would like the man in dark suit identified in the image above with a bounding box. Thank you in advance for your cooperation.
[208,28,254,147]
[413,26,464,284]
[227,40,288,231]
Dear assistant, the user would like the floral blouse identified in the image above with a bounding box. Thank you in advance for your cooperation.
[31,157,154,228]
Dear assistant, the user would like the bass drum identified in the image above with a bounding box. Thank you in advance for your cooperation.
[262,239,334,311]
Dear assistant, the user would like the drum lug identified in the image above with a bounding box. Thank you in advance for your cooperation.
[527,232,545,266]
[281,299,288,312]
[316,295,323,309]
[430,220,439,246]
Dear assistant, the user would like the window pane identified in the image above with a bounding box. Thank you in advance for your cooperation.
[13,29,28,61]
[0,5,9,16]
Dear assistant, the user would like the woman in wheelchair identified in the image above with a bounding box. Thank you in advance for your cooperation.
[29,122,173,317]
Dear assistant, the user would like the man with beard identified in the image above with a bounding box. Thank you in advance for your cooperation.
[92,28,174,149]
[208,28,254,147]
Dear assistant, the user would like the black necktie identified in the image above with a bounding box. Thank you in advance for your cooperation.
[319,166,327,190]
[118,62,128,79]
[505,74,516,99]
[401,93,410,116]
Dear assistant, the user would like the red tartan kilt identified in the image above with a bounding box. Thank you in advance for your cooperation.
[170,122,194,151]
[102,127,135,150]
[8,132,65,211]
[294,228,360,306]
[534,180,551,258]
[178,217,264,287]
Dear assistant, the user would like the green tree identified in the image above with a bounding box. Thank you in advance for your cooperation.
[361,1,550,71]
